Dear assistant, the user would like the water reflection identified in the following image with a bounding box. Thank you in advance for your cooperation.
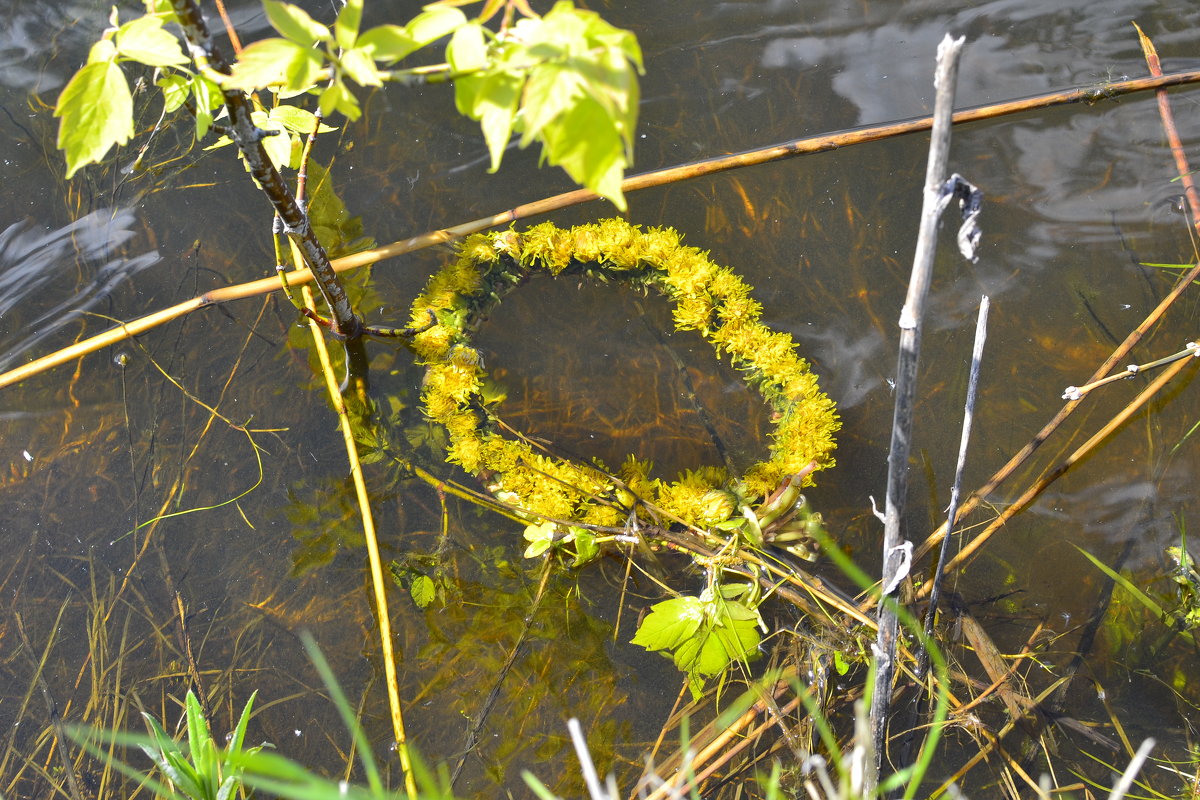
[0,207,159,369]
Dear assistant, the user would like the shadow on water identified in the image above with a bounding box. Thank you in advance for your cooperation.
[4,0,1200,796]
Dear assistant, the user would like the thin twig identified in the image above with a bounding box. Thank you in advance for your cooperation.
[451,557,553,788]
[867,34,965,790]
[916,350,1196,587]
[920,295,989,677]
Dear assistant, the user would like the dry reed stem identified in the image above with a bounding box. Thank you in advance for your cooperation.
[868,35,965,787]
[5,69,1200,393]
[910,28,1200,590]
[301,284,417,800]
[917,351,1194,594]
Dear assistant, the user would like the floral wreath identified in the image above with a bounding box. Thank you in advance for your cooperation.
[406,218,839,531]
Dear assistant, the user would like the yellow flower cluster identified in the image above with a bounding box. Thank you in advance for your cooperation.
[407,219,840,527]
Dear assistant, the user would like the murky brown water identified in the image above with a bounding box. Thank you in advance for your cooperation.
[3,0,1200,796]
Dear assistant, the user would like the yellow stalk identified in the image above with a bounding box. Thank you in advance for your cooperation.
[300,284,417,800]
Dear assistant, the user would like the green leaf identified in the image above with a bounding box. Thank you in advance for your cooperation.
[522,520,557,559]
[631,596,705,652]
[263,0,330,47]
[452,67,520,172]
[673,613,760,677]
[566,527,599,566]
[334,0,363,49]
[338,46,382,87]
[475,73,521,172]
[719,582,751,600]
[318,80,361,121]
[269,104,336,136]
[447,23,487,73]
[251,109,298,170]
[498,2,640,208]
[215,775,239,800]
[185,691,210,758]
[55,60,134,178]
[225,38,323,93]
[410,574,436,608]
[190,74,222,139]
[142,0,176,18]
[357,24,418,63]
[87,38,118,64]
[518,61,581,145]
[227,690,257,757]
[1076,545,1196,645]
[115,14,188,66]
[156,72,189,113]
[537,94,626,208]
[406,6,468,49]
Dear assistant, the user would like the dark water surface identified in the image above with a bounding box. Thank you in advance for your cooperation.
[3,0,1200,796]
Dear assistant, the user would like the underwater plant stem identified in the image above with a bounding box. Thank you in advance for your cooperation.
[301,286,417,800]
[6,69,1200,392]
[451,558,553,789]
[868,34,965,787]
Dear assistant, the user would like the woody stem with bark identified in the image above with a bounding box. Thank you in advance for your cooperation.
[168,0,362,340]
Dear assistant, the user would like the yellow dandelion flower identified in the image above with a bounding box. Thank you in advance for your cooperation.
[421,389,457,422]
[492,229,521,258]
[672,294,716,333]
[716,294,762,326]
[639,227,682,263]
[583,503,625,528]
[447,436,484,473]
[459,233,497,263]
[571,224,603,264]
[411,326,453,362]
[707,268,750,299]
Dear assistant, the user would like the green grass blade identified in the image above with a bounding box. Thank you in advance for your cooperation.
[1076,545,1195,647]
[299,631,385,795]
[227,690,258,756]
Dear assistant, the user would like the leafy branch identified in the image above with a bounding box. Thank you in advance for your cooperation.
[56,0,642,211]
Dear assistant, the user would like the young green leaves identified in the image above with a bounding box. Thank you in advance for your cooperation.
[55,9,188,178]
[57,1,642,206]
[631,585,763,697]
[449,1,643,209]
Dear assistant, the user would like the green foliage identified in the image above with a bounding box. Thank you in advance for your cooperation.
[449,1,643,208]
[1077,545,1197,648]
[55,8,193,176]
[522,522,600,566]
[389,552,453,609]
[631,586,762,697]
[55,58,133,178]
[69,637,459,800]
[138,691,261,800]
[65,690,262,800]
[522,520,558,559]
[56,0,641,207]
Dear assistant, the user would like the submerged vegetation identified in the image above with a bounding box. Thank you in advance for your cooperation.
[3,0,1200,798]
